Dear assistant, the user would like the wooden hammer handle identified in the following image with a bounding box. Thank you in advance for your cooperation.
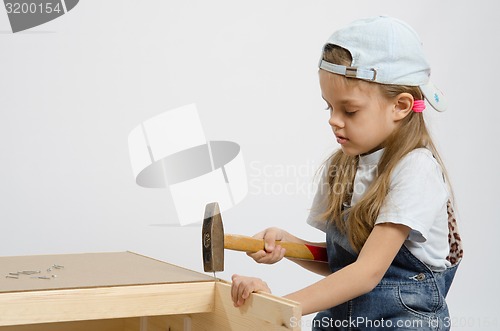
[224,234,328,262]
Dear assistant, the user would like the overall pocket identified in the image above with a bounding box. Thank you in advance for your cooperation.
[352,284,441,331]
[396,280,444,330]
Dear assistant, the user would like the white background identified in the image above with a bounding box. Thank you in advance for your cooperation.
[1,1,498,330]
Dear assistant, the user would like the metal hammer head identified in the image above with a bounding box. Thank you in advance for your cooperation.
[202,202,224,272]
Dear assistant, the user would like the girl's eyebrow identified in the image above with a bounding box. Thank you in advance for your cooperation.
[322,95,362,106]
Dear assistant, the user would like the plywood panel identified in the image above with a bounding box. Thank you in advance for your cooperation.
[0,318,130,331]
[146,282,302,331]
[0,252,302,330]
[0,282,214,327]
[0,252,213,293]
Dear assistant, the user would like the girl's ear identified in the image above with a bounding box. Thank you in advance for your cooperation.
[393,93,414,121]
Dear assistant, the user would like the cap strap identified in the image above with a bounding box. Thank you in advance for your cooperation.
[319,60,377,81]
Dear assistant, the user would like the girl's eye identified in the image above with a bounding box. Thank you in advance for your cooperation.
[324,104,332,111]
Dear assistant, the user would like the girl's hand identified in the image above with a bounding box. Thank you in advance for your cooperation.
[231,274,271,307]
[247,227,287,264]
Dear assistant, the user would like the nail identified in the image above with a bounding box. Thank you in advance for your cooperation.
[19,270,41,275]
[31,276,51,279]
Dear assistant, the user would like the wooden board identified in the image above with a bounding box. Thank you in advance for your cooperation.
[0,251,216,326]
[0,318,131,331]
[0,251,213,293]
[0,282,215,326]
[141,282,301,331]
[0,252,303,330]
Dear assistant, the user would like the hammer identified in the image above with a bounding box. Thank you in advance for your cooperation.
[202,202,328,272]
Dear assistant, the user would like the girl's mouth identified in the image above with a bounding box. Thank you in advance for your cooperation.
[335,134,349,145]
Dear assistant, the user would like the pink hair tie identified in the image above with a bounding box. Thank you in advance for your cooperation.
[412,100,426,113]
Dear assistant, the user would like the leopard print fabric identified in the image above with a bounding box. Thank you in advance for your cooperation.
[446,200,463,266]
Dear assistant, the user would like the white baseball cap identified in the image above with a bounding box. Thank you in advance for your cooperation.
[319,16,447,112]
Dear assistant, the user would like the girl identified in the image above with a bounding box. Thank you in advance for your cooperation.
[231,16,463,330]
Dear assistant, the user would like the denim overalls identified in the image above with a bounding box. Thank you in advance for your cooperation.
[312,202,463,331]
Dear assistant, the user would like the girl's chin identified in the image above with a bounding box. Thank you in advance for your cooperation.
[340,144,382,157]
[340,146,360,157]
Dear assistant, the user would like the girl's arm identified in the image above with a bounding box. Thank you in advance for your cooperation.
[285,222,410,315]
[232,222,410,314]
[248,227,331,276]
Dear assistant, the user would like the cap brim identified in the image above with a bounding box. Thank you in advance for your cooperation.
[420,82,447,112]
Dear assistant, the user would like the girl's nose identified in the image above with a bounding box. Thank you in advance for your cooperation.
[328,110,344,129]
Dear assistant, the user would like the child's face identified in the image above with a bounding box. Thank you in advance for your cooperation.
[319,70,398,156]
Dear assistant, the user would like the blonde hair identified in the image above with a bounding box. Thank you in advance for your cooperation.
[319,45,452,252]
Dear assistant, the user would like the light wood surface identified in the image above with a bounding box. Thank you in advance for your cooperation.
[0,251,302,330]
[0,319,131,331]
[0,282,215,326]
[0,251,213,293]
[137,282,301,331]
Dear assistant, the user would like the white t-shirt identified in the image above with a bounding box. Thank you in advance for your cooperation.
[307,148,451,271]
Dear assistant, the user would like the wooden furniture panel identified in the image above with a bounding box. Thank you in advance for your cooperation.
[0,251,213,293]
[0,319,130,331]
[0,252,302,331]
[140,282,300,331]
[0,282,214,326]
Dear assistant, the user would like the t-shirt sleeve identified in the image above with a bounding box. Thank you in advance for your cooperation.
[376,149,449,242]
[306,163,329,233]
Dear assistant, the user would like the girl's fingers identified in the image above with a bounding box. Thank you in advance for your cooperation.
[231,275,249,306]
[242,285,251,300]
[248,246,286,264]
[279,245,286,260]
[247,250,267,260]
[231,274,239,304]
[246,228,289,265]
[252,229,267,240]
[231,274,248,306]
[230,275,271,307]
[264,245,286,263]
[231,275,244,306]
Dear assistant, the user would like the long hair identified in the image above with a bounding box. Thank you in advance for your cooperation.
[318,45,452,252]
